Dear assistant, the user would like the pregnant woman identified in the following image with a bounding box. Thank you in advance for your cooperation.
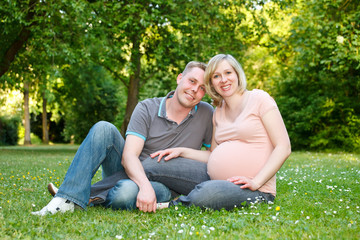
[151,54,291,210]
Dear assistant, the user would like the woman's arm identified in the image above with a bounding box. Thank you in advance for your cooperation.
[150,147,210,163]
[151,125,217,163]
[230,108,291,190]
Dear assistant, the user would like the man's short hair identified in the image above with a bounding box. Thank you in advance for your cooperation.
[182,61,207,76]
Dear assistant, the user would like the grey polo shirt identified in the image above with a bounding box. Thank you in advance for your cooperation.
[126,91,214,161]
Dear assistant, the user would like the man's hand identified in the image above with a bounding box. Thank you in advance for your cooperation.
[136,186,157,213]
[227,176,261,191]
[122,135,157,213]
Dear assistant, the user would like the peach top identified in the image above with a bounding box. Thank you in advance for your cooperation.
[207,89,279,195]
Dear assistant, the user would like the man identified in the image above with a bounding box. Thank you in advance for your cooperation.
[32,61,213,215]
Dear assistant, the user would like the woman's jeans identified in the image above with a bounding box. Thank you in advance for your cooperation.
[55,121,209,210]
[172,180,275,211]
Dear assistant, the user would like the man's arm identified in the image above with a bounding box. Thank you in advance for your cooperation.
[122,135,157,212]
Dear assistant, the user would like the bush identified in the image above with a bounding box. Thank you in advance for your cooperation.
[0,115,20,146]
[274,0,360,153]
[60,64,121,143]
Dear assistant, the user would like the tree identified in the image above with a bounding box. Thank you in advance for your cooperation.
[58,63,120,142]
[86,0,271,134]
[85,0,186,134]
[1,0,93,144]
[274,0,360,151]
[0,0,37,78]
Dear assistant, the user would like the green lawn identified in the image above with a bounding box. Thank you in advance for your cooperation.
[0,145,359,239]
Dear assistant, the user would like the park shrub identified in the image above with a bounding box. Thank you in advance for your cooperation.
[274,0,360,153]
[0,115,20,146]
[59,64,121,143]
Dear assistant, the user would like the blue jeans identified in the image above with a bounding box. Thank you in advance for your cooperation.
[172,180,275,211]
[95,156,210,210]
[56,121,171,209]
[101,179,171,210]
[143,156,210,195]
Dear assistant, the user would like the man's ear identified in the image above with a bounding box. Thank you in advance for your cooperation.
[176,73,183,84]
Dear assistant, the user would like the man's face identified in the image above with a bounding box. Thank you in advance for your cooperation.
[175,67,206,109]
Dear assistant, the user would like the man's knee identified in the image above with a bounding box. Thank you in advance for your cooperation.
[92,121,116,133]
[106,180,138,210]
[151,181,172,202]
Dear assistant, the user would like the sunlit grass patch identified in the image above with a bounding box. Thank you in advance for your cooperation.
[0,146,359,239]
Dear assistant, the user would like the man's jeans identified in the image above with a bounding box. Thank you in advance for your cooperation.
[101,179,171,210]
[172,180,275,211]
[56,121,170,209]
[55,121,209,210]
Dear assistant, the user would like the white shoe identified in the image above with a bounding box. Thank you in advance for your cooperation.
[156,202,169,210]
[31,197,74,216]
[47,183,58,196]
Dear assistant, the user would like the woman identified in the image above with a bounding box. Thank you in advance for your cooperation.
[152,54,291,210]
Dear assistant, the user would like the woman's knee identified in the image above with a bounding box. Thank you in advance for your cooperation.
[186,181,236,209]
[186,181,219,203]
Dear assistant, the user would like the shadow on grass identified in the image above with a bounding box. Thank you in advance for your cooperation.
[0,144,79,154]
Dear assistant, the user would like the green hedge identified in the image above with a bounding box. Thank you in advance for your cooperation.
[0,115,20,146]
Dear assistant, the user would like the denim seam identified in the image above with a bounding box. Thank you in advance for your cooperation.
[93,123,124,177]
[92,143,122,177]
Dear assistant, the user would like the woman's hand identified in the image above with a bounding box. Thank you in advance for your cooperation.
[227,176,261,191]
[150,148,183,162]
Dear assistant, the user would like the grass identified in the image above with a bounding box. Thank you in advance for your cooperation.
[0,145,359,239]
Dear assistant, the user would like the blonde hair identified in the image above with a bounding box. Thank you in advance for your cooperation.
[204,54,247,106]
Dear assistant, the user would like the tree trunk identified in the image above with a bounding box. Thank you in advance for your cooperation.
[42,92,49,144]
[23,81,31,145]
[120,37,142,135]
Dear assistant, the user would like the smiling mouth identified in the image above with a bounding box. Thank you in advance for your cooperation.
[185,92,195,100]
[221,85,231,91]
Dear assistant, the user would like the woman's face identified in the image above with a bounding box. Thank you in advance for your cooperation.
[210,60,239,98]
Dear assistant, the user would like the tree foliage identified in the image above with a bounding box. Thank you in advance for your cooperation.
[274,0,360,151]
[0,115,20,145]
[56,63,120,143]
[0,0,358,151]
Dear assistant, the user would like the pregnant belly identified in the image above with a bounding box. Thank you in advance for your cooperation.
[207,141,266,180]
